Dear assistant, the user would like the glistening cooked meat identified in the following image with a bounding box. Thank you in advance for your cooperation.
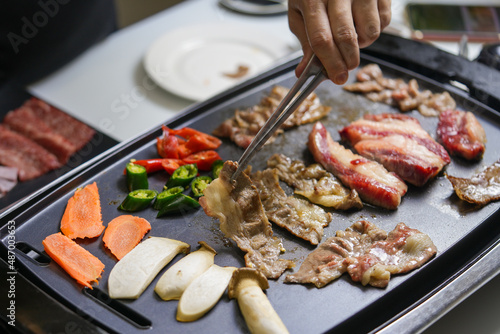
[0,125,61,181]
[213,86,331,149]
[267,154,362,210]
[285,220,437,288]
[446,159,500,206]
[250,168,332,245]
[340,113,450,186]
[199,161,294,279]
[308,122,407,210]
[437,109,486,160]
[344,64,456,116]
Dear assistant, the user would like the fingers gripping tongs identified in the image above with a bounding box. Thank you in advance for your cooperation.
[230,55,327,182]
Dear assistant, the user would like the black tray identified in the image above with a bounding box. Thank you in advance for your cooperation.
[1,35,500,334]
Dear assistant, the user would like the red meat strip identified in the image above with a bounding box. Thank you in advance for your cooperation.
[23,98,95,151]
[308,122,407,210]
[0,125,61,181]
[3,106,76,164]
[437,109,486,160]
[340,113,450,186]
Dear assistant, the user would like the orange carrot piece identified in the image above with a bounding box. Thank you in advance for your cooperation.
[61,182,104,239]
[43,232,105,289]
[102,215,151,260]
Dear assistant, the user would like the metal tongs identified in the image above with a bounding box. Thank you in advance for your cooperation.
[231,54,327,182]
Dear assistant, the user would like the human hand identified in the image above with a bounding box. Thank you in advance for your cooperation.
[288,0,391,84]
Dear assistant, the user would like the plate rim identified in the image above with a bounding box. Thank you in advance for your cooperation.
[143,23,292,101]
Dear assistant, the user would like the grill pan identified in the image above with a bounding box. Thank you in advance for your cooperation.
[1,34,500,333]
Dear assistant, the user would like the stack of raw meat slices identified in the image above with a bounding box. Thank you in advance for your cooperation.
[0,97,95,182]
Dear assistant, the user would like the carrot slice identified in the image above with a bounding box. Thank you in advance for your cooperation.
[61,182,104,239]
[43,232,105,289]
[102,215,151,260]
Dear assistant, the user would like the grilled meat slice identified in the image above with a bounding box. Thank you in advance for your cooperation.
[437,109,486,160]
[446,159,500,206]
[340,113,450,186]
[345,64,456,116]
[199,161,294,279]
[213,86,331,149]
[267,154,362,210]
[308,122,407,210]
[250,168,331,245]
[285,221,437,288]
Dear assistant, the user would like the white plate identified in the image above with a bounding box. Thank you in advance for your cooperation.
[143,24,292,101]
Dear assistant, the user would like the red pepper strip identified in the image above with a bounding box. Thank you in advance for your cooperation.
[128,159,165,174]
[184,133,221,154]
[183,150,221,171]
[157,133,181,158]
[161,159,186,175]
[163,134,180,159]
[169,127,221,146]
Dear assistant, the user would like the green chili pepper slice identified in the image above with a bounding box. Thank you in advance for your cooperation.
[156,194,200,217]
[153,186,184,210]
[126,162,148,191]
[211,160,224,179]
[119,189,157,212]
[166,164,198,188]
[191,176,213,198]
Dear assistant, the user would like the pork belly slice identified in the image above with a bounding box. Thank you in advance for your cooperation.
[200,161,294,279]
[437,109,486,161]
[446,159,500,206]
[24,97,96,151]
[250,168,332,245]
[308,122,407,210]
[285,221,437,288]
[3,106,76,164]
[340,113,450,186]
[0,125,61,181]
[213,86,331,149]
[267,154,362,210]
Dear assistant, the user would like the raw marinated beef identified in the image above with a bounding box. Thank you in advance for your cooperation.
[340,113,450,186]
[24,97,96,151]
[437,109,486,160]
[308,122,407,210]
[4,106,76,164]
[267,154,362,210]
[250,168,332,245]
[213,86,331,148]
[200,161,294,279]
[0,125,61,181]
[285,220,437,288]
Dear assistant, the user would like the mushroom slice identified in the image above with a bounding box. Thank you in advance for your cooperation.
[176,264,237,322]
[108,237,189,299]
[228,268,289,334]
[155,241,217,301]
